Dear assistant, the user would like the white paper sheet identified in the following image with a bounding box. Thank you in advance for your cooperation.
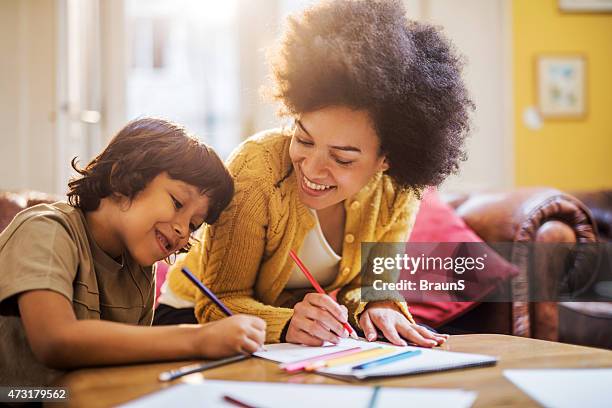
[504,369,612,408]
[119,380,477,408]
[253,337,384,363]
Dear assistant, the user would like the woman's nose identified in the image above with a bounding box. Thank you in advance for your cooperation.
[301,152,327,179]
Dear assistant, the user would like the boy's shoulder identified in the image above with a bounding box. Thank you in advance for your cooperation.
[4,201,83,230]
[0,202,86,249]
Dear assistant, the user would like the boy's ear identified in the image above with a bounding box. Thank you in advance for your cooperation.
[111,192,131,211]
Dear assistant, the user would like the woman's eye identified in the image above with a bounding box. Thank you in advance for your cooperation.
[296,137,313,146]
[170,195,183,209]
[335,158,354,166]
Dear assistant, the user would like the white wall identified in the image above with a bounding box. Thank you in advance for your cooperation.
[416,0,513,192]
[0,0,58,193]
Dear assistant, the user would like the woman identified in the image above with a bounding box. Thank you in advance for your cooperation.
[155,0,472,347]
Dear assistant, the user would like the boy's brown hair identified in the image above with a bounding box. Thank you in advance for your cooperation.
[67,118,234,225]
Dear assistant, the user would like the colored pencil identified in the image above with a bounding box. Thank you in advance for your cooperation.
[158,354,249,382]
[280,346,363,373]
[352,349,422,371]
[181,267,233,316]
[288,249,358,338]
[223,394,259,408]
[305,347,395,371]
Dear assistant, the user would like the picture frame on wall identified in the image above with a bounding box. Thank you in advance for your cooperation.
[559,0,612,12]
[536,55,587,119]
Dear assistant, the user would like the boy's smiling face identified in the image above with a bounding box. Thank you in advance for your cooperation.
[113,172,209,266]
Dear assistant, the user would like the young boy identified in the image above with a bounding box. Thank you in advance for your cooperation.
[0,118,266,386]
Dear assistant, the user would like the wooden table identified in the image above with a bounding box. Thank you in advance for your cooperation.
[53,334,612,407]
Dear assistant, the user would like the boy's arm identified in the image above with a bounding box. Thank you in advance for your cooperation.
[18,290,265,369]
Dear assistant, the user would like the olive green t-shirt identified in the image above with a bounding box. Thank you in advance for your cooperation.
[0,202,155,386]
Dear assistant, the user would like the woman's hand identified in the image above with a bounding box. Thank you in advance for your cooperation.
[286,293,350,346]
[359,301,449,347]
[196,314,266,358]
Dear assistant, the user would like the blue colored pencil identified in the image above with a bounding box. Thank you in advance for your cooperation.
[352,350,422,371]
[181,267,233,316]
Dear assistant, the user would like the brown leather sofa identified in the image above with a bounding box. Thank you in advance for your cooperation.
[1,188,609,348]
[443,188,611,349]
[560,190,612,349]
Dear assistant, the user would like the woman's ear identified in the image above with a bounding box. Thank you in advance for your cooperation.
[379,157,390,172]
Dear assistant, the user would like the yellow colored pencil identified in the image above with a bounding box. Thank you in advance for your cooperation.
[305,347,396,371]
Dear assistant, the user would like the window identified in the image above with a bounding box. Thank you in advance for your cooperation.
[125,0,240,158]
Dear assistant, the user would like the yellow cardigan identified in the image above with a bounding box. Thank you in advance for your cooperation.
[166,129,421,342]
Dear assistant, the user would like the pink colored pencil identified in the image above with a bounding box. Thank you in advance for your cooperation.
[280,346,363,373]
[288,249,358,338]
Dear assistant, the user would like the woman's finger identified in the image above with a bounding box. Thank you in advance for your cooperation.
[397,323,436,348]
[359,311,377,342]
[302,303,347,337]
[414,324,443,344]
[295,328,325,347]
[372,314,407,346]
[304,319,341,344]
[305,293,347,323]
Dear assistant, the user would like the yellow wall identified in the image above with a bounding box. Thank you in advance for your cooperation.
[513,0,612,190]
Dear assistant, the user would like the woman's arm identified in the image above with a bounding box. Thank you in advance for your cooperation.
[18,290,265,369]
[338,191,447,347]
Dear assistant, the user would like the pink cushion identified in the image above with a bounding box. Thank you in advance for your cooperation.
[154,261,169,308]
[406,188,517,328]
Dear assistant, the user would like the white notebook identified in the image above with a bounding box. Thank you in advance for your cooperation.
[254,338,497,380]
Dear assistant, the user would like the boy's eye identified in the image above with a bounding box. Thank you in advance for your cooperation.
[189,223,197,232]
[170,195,183,209]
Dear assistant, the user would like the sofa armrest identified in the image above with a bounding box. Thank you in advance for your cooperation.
[446,188,597,244]
[571,190,612,242]
[443,188,598,340]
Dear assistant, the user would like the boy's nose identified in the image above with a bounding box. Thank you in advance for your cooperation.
[173,223,186,239]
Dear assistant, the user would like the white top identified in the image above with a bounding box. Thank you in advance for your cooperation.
[158,210,341,308]
[285,210,341,289]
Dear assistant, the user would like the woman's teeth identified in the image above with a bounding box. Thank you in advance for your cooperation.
[303,175,334,191]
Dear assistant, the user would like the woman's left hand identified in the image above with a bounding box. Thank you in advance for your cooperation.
[359,301,449,347]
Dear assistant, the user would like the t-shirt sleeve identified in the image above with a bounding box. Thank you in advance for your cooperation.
[0,216,79,315]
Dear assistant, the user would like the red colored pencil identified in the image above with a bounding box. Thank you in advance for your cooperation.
[289,249,358,338]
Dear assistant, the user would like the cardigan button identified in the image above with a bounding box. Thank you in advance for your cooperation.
[342,267,351,275]
[345,234,355,244]
[350,201,360,210]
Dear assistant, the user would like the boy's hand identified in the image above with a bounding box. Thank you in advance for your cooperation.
[196,314,266,358]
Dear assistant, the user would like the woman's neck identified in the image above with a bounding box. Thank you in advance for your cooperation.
[316,201,346,255]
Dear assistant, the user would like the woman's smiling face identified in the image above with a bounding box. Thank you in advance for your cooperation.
[289,106,388,210]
